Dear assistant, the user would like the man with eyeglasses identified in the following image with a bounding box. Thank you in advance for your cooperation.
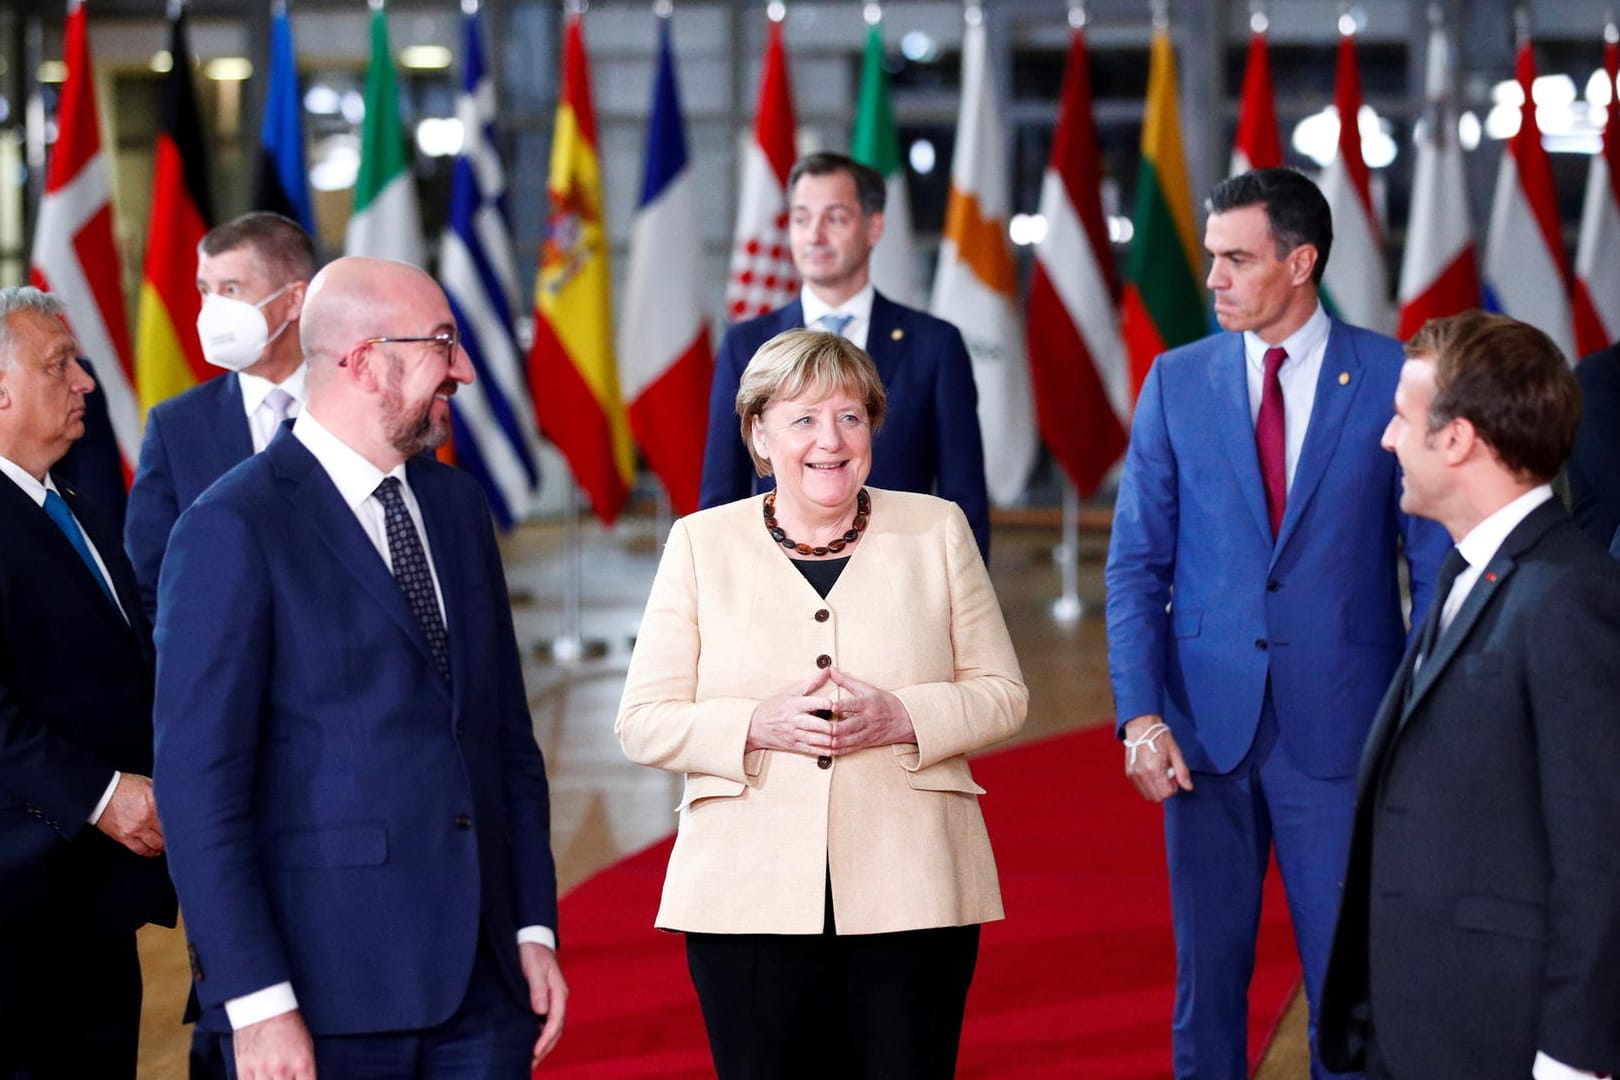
[152,256,567,1079]
[126,211,316,621]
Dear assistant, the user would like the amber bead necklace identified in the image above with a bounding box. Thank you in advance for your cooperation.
[762,488,870,557]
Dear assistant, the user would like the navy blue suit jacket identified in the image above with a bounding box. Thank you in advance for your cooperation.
[0,475,176,933]
[698,292,991,558]
[1105,319,1450,779]
[152,429,558,1035]
[126,372,253,619]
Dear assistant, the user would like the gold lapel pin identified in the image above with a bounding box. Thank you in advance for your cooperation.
[891,328,904,341]
[1338,371,1350,385]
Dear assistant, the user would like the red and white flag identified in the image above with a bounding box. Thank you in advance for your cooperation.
[725,16,798,322]
[28,0,137,471]
[1485,37,1576,362]
[1397,18,1480,339]
[1028,23,1128,499]
[1232,22,1282,176]
[1319,28,1393,332]
[1574,29,1620,357]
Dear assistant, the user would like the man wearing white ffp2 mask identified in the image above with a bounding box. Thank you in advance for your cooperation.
[127,212,316,626]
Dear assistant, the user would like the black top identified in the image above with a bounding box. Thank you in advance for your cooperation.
[790,555,849,598]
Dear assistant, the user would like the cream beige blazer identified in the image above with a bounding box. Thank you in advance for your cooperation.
[617,489,1027,935]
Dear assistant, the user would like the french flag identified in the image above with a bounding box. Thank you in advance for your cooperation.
[620,14,714,516]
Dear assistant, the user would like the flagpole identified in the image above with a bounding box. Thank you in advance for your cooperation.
[1052,481,1083,623]
[538,482,609,665]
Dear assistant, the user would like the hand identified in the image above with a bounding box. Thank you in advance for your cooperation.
[1122,714,1193,803]
[746,669,836,757]
[233,1010,316,1080]
[520,942,568,1068]
[95,773,165,856]
[826,668,916,754]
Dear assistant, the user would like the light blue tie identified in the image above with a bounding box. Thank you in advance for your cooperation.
[42,489,117,607]
[819,312,853,338]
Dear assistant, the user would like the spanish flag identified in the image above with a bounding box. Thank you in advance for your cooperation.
[1119,26,1203,399]
[527,12,633,525]
[134,4,213,414]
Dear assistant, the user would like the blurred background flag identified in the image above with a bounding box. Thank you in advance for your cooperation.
[1574,24,1620,357]
[851,12,921,307]
[134,0,214,414]
[725,13,798,321]
[619,11,713,517]
[254,0,314,233]
[1232,12,1282,175]
[439,0,544,529]
[1318,24,1393,332]
[29,0,139,471]
[345,0,424,266]
[528,10,634,525]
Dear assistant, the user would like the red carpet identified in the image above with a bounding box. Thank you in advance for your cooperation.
[540,727,1300,1078]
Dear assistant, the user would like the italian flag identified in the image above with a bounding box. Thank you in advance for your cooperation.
[345,4,424,266]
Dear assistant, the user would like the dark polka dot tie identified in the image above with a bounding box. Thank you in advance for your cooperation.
[374,476,450,680]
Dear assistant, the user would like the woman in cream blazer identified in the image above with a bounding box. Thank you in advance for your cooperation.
[617,329,1027,1079]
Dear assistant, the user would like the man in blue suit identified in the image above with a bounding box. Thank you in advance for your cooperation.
[126,211,314,620]
[699,152,990,558]
[153,257,565,1078]
[0,287,176,1077]
[1105,168,1447,1080]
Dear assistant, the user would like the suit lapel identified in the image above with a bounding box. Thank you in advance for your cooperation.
[60,483,150,649]
[1274,321,1362,558]
[9,476,136,639]
[862,292,903,387]
[214,373,255,462]
[1209,334,1274,543]
[272,434,450,694]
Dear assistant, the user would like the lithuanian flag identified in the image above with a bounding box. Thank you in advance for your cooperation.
[527,12,634,525]
[134,5,213,414]
[1120,27,1204,399]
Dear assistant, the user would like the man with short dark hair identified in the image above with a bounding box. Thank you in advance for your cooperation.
[1106,167,1448,1079]
[0,286,177,1077]
[699,151,990,558]
[1320,310,1620,1080]
[126,210,316,618]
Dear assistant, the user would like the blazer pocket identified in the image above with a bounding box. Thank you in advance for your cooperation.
[891,745,987,795]
[269,823,388,869]
[676,773,747,812]
[1453,894,1546,942]
[1171,608,1202,639]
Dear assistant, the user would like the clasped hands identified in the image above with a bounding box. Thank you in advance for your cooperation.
[747,667,915,758]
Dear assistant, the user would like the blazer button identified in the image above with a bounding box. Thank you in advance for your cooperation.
[814,609,830,622]
[817,756,832,769]
[1254,639,1268,651]
[1266,578,1281,592]
[454,814,472,830]
[816,654,832,668]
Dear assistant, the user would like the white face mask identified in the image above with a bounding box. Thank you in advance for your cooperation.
[196,283,294,372]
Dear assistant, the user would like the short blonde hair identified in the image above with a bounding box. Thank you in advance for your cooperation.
[735,329,888,477]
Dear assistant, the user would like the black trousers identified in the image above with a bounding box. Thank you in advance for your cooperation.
[0,916,142,1080]
[685,879,980,1080]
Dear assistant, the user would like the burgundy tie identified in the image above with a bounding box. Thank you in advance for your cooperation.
[1256,346,1288,538]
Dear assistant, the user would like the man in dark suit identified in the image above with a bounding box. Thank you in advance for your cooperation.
[0,286,176,1077]
[126,211,314,620]
[1320,310,1620,1080]
[1105,168,1447,1080]
[699,152,990,558]
[1567,339,1620,547]
[153,257,565,1078]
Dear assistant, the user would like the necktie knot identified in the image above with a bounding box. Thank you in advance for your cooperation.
[819,312,854,338]
[1262,346,1288,377]
[264,387,295,426]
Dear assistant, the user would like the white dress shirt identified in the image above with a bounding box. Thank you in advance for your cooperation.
[1243,302,1331,491]
[0,455,124,825]
[801,282,875,351]
[238,364,307,453]
[225,411,554,1031]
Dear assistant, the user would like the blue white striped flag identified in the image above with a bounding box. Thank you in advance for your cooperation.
[254,0,314,231]
[440,3,543,527]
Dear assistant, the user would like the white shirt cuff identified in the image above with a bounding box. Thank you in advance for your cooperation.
[517,925,557,951]
[88,772,120,825]
[224,983,299,1030]
[1533,1050,1608,1079]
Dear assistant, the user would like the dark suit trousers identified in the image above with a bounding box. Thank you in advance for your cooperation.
[685,876,980,1080]
[0,914,141,1080]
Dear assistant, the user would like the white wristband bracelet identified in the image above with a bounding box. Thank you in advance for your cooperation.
[1123,722,1171,769]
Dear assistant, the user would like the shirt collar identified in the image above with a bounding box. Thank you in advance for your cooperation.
[1456,485,1556,572]
[0,453,56,507]
[237,363,308,413]
[800,283,875,330]
[1244,303,1330,373]
[290,409,406,513]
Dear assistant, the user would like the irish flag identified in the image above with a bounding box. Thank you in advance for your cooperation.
[851,18,920,307]
[1120,26,1204,398]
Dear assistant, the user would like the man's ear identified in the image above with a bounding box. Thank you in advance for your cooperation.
[1288,243,1318,287]
[865,209,886,248]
